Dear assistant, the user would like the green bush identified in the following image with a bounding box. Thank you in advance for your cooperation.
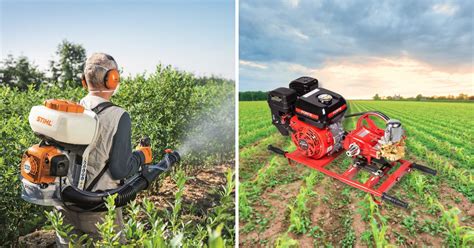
[0,65,234,244]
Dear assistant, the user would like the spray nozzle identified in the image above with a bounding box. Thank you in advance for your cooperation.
[165,150,180,163]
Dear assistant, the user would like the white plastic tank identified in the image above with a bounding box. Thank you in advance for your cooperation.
[28,99,98,145]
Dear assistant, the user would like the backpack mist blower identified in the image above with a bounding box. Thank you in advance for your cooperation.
[20,99,180,212]
[267,77,437,208]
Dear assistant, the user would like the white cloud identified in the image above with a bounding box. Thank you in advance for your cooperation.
[432,3,459,16]
[288,63,314,74]
[283,0,300,8]
[291,28,310,41]
[240,60,268,69]
[309,56,473,99]
[240,56,473,99]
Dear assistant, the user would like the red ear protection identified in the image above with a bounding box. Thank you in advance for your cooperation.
[82,67,120,90]
[104,69,120,90]
[81,74,88,89]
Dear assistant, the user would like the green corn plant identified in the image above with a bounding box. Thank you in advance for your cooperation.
[255,156,280,188]
[425,195,441,215]
[291,189,308,233]
[358,195,392,248]
[437,203,474,247]
[340,213,355,248]
[370,217,390,248]
[288,172,317,234]
[254,142,293,190]
[239,184,252,219]
[401,212,418,235]
[304,170,319,189]
[357,195,372,222]
[274,232,299,248]
[412,173,426,196]
[288,204,306,234]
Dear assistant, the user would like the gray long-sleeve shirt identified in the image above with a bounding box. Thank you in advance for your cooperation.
[107,112,145,180]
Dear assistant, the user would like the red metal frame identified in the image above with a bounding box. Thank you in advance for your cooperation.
[285,149,413,204]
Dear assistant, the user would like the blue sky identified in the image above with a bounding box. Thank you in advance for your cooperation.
[240,0,473,99]
[1,0,235,80]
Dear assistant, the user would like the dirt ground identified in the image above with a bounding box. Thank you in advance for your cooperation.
[239,160,474,247]
[19,164,232,247]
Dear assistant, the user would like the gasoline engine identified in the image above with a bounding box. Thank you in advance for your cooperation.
[20,99,179,211]
[268,77,436,208]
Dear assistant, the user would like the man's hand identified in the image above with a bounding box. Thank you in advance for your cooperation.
[136,137,153,164]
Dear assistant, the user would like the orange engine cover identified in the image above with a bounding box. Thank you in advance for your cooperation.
[21,145,63,184]
[289,116,334,159]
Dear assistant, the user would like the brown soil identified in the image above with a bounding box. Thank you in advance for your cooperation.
[18,230,56,248]
[142,164,231,214]
[349,192,368,248]
[239,180,302,247]
[315,179,352,246]
[19,164,232,247]
[418,232,445,247]
[239,134,286,181]
[438,183,474,225]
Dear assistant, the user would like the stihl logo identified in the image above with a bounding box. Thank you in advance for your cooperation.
[36,116,52,126]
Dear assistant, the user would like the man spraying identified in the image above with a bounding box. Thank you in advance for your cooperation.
[55,53,152,244]
[20,52,180,245]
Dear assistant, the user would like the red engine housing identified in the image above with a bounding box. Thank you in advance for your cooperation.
[289,115,334,159]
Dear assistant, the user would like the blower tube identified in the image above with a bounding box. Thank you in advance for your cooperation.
[60,151,180,212]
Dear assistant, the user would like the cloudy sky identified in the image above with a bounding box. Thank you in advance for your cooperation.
[1,0,235,80]
[240,0,473,99]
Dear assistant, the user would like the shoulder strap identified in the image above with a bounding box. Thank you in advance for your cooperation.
[85,163,109,191]
[91,102,116,115]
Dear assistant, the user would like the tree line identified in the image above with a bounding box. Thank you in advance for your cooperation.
[373,93,474,101]
[239,91,267,101]
[0,40,86,90]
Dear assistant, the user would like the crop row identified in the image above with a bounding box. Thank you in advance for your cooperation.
[357,101,473,147]
[356,101,474,140]
[239,125,277,148]
[354,102,474,170]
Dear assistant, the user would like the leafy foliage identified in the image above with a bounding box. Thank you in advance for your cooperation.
[1,40,86,90]
[0,65,234,244]
[52,40,87,88]
[0,55,45,90]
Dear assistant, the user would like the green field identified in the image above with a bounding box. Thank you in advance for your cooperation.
[239,100,474,247]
